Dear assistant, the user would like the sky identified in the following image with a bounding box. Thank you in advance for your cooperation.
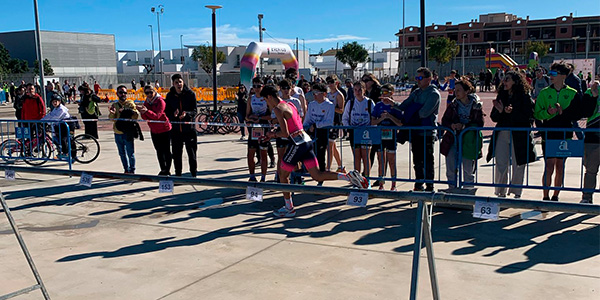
[1,0,599,54]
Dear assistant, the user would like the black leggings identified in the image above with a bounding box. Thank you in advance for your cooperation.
[151,131,172,173]
[171,130,197,176]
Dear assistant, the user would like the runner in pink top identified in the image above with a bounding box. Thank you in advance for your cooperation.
[260,85,369,217]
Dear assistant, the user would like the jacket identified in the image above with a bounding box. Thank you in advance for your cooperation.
[79,93,101,117]
[395,84,440,137]
[582,89,600,144]
[534,85,581,140]
[165,85,197,133]
[487,90,537,165]
[440,95,484,157]
[142,95,171,134]
[21,93,46,120]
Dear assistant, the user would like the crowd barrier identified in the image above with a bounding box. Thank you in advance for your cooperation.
[0,119,73,170]
[97,86,239,103]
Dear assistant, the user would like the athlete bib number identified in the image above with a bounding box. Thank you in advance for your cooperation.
[346,192,368,207]
[251,128,263,140]
[381,129,393,140]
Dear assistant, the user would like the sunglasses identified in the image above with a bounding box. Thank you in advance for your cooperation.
[252,84,263,88]
[382,89,392,94]
[548,70,561,77]
[326,80,335,84]
[312,91,323,96]
[117,91,127,95]
[144,91,154,95]
[415,76,424,81]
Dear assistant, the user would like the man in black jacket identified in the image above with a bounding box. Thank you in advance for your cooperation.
[165,74,198,177]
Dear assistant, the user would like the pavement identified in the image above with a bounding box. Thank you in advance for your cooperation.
[0,91,598,299]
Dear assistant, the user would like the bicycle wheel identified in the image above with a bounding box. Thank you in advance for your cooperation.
[0,139,22,163]
[23,138,51,166]
[230,114,241,133]
[195,113,210,134]
[73,134,100,164]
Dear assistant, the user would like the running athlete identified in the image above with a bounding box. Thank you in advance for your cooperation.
[273,79,304,181]
[260,85,368,217]
[245,77,270,182]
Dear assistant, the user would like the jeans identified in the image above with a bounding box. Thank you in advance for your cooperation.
[445,143,475,188]
[171,130,197,176]
[583,143,600,202]
[114,133,135,173]
[411,134,435,189]
[151,131,172,174]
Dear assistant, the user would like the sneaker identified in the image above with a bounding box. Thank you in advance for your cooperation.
[390,186,397,191]
[550,195,559,201]
[542,196,550,201]
[317,181,323,186]
[580,199,593,204]
[240,136,246,141]
[273,206,296,217]
[248,176,257,182]
[378,184,384,190]
[347,170,369,189]
[336,166,347,173]
[268,161,275,168]
[260,178,266,182]
[372,180,383,187]
[413,186,424,192]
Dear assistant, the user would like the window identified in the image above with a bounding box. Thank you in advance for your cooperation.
[515,30,522,36]
[408,36,415,42]
[474,33,480,38]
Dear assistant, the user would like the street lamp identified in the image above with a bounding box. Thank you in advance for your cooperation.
[180,34,184,75]
[258,14,264,76]
[388,41,392,76]
[151,5,164,85]
[206,5,222,113]
[462,34,467,76]
[301,38,305,69]
[148,25,155,76]
[487,41,494,70]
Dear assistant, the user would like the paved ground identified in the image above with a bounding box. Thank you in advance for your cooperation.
[0,92,598,299]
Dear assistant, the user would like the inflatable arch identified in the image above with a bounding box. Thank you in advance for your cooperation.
[240,42,299,90]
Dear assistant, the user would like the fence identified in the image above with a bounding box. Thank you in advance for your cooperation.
[0,119,73,170]
[96,86,240,103]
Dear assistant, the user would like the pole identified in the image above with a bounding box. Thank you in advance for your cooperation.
[334,42,339,77]
[586,24,590,59]
[180,34,184,76]
[295,37,299,73]
[258,14,263,77]
[461,34,465,76]
[488,42,492,70]
[302,39,305,69]
[33,0,46,107]
[389,41,392,76]
[156,6,163,87]
[398,0,405,77]
[419,0,426,67]
[372,43,375,73]
[149,25,155,76]
[210,9,218,113]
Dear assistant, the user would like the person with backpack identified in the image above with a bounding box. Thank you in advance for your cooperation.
[109,85,140,174]
[393,67,441,191]
[78,84,101,138]
[342,81,376,186]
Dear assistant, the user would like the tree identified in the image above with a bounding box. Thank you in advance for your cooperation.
[427,37,459,71]
[525,40,550,58]
[335,41,370,78]
[33,59,54,76]
[0,43,10,74]
[318,48,324,55]
[7,58,29,73]
[191,45,226,75]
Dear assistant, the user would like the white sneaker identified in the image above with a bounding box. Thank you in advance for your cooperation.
[273,206,296,217]
[347,170,369,189]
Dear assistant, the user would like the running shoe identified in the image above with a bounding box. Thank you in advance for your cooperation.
[378,184,384,190]
[336,166,347,174]
[248,176,257,182]
[347,170,369,189]
[273,206,296,217]
[390,186,397,191]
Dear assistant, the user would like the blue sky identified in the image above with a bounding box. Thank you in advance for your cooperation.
[1,0,599,54]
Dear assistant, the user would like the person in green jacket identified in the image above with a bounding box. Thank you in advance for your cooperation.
[581,81,600,203]
[534,61,582,201]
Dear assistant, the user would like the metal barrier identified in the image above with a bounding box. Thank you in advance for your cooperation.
[0,166,598,300]
[328,125,455,189]
[0,119,72,170]
[456,126,600,195]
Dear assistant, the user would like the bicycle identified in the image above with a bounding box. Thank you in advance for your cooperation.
[0,126,53,166]
[195,105,239,135]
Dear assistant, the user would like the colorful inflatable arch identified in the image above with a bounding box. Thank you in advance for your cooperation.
[240,42,299,90]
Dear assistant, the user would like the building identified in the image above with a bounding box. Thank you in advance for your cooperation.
[0,30,117,76]
[395,12,600,75]
[309,47,400,79]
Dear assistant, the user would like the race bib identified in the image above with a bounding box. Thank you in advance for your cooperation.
[159,180,174,193]
[251,127,263,140]
[291,131,312,145]
[381,129,393,140]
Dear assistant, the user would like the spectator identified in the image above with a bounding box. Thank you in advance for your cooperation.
[440,70,458,104]
[580,81,600,204]
[394,67,440,191]
[13,86,25,120]
[342,81,375,184]
[440,79,484,189]
[140,79,146,89]
[344,79,355,103]
[485,69,493,92]
[93,81,101,94]
[362,73,382,103]
[109,85,140,174]
[236,84,249,140]
[326,75,345,172]
[489,71,536,198]
[478,70,486,92]
[301,81,315,104]
[42,93,72,159]
[21,83,46,121]
[304,82,335,185]
[371,83,403,191]
[165,74,198,177]
[534,62,587,201]
[9,82,16,103]
[131,79,137,90]
[78,84,101,138]
[138,85,172,176]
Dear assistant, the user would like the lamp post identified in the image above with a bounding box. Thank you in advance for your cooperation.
[302,38,305,69]
[206,5,222,113]
[151,5,164,86]
[33,0,47,107]
[258,14,264,76]
[180,34,185,76]
[148,25,155,76]
[388,41,392,76]
[572,36,580,59]
[461,34,467,76]
[487,41,493,70]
